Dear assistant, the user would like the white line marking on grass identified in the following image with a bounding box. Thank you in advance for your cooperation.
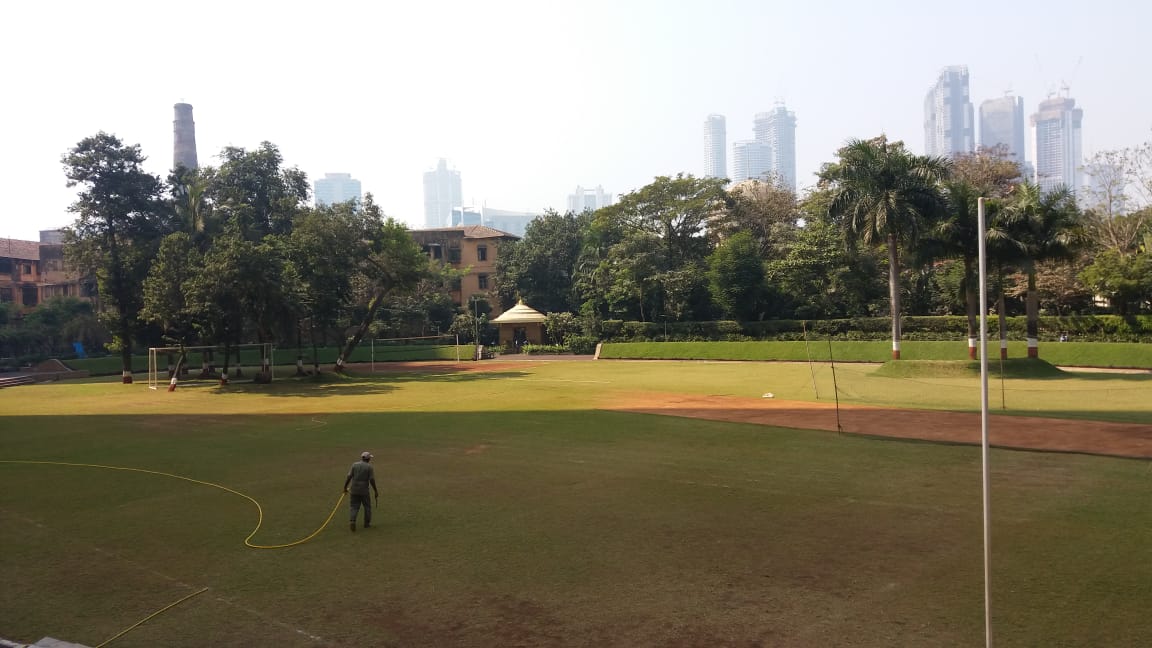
[297,416,329,431]
[212,594,328,644]
[2,510,330,645]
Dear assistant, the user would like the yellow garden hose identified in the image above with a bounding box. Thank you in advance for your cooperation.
[94,587,209,648]
[2,459,350,646]
[0,460,346,548]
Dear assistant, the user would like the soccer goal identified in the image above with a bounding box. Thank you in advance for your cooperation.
[370,334,460,371]
[148,343,275,391]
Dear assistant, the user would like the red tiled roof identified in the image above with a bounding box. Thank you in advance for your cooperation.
[0,238,40,261]
[410,225,518,239]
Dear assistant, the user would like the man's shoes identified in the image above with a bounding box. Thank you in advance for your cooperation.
[350,521,356,532]
[364,524,371,529]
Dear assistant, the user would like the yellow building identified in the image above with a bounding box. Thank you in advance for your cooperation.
[0,237,92,310]
[409,225,518,316]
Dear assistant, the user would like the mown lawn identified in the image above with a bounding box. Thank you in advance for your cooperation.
[598,340,1152,368]
[1,361,1150,647]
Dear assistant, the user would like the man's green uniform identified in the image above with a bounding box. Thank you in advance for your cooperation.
[344,453,378,530]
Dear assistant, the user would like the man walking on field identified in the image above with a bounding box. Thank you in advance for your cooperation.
[343,451,379,531]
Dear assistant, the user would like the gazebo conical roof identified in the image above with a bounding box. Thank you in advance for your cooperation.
[491,300,547,324]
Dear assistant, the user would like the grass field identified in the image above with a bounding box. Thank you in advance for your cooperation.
[1,360,1151,647]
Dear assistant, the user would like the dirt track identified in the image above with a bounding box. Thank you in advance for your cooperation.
[604,392,1152,459]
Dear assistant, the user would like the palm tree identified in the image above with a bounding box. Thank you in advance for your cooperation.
[1002,182,1083,357]
[919,181,983,358]
[823,137,950,359]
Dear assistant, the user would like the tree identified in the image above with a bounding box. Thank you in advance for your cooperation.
[205,142,309,241]
[63,133,171,383]
[765,215,886,320]
[602,174,727,270]
[284,200,373,373]
[140,232,203,383]
[821,137,950,359]
[914,149,1025,357]
[1009,257,1093,316]
[712,174,798,258]
[706,231,766,321]
[1001,182,1083,357]
[591,174,727,322]
[335,217,427,371]
[1079,250,1152,314]
[920,181,984,357]
[950,145,1023,198]
[495,209,590,313]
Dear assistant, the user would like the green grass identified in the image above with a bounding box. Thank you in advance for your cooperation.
[600,340,1152,368]
[1,361,1151,647]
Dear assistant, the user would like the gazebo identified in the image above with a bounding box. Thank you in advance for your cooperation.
[490,300,547,352]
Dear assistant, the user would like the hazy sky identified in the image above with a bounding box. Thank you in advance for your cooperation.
[2,0,1150,241]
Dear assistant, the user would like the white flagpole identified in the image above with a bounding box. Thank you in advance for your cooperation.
[977,197,992,647]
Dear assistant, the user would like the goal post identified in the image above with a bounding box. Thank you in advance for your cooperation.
[370,334,460,371]
[148,343,275,391]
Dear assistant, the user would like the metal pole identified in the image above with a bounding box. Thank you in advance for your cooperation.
[802,321,820,399]
[977,197,992,648]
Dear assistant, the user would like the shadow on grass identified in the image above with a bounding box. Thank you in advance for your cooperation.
[179,369,533,397]
[873,358,1152,381]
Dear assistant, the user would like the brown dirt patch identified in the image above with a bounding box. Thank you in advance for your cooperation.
[604,392,1152,459]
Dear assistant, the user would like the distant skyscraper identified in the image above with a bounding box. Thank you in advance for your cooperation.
[173,103,198,170]
[731,140,771,183]
[423,159,462,228]
[566,185,614,213]
[924,66,974,157]
[703,114,727,179]
[313,173,362,207]
[754,105,797,191]
[1031,94,1083,193]
[979,95,1026,163]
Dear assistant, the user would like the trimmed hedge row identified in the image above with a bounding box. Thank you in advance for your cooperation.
[594,315,1152,343]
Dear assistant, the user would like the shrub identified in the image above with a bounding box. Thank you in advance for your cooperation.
[567,335,598,355]
[522,343,569,355]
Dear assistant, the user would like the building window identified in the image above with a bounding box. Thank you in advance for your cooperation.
[22,285,38,307]
[477,245,488,262]
[22,264,32,276]
[478,274,488,290]
[448,247,461,263]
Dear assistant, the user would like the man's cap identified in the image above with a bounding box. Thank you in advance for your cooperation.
[361,451,373,460]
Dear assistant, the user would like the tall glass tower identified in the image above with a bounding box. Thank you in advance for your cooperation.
[1031,94,1083,193]
[979,95,1026,163]
[423,159,463,228]
[703,114,727,179]
[754,104,797,191]
[924,66,974,157]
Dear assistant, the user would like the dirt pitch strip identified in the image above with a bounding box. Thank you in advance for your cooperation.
[355,361,1152,459]
[604,392,1152,459]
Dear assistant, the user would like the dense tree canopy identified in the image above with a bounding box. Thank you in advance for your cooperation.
[30,129,1151,374]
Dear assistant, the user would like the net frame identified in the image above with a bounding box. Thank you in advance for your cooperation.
[148,343,275,390]
[370,334,460,371]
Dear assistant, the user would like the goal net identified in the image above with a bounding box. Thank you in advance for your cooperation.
[148,343,275,391]
[370,335,460,371]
